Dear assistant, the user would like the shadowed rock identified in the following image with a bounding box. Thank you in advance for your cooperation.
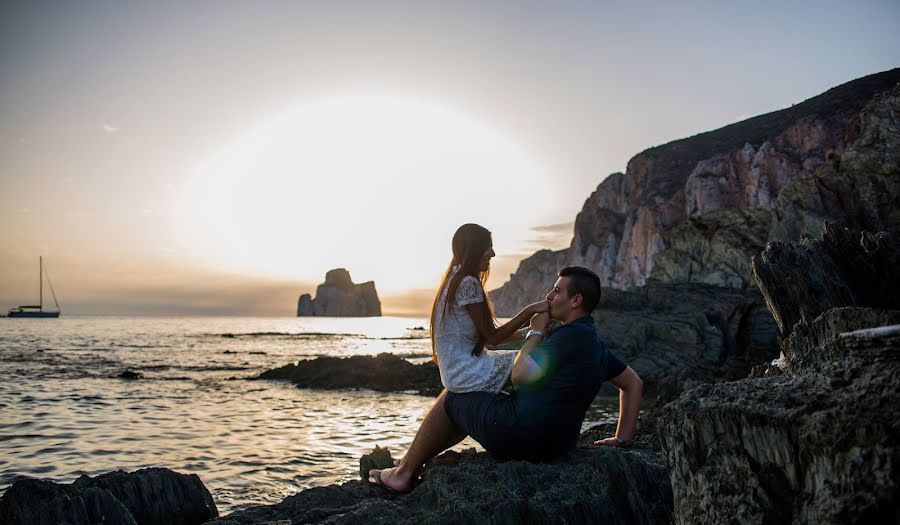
[213,439,673,525]
[259,353,442,396]
[660,224,900,524]
[0,468,217,525]
[752,224,900,337]
[593,282,779,396]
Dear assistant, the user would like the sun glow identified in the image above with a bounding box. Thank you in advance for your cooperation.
[174,93,556,294]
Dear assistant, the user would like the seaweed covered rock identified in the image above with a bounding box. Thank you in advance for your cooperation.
[0,468,217,525]
[660,224,900,524]
[259,353,443,396]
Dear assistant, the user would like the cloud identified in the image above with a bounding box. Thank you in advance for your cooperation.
[530,222,574,234]
[520,221,574,251]
[101,123,119,133]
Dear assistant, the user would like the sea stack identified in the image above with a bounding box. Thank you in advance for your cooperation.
[297,269,382,317]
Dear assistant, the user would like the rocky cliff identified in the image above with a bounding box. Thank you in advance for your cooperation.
[659,224,900,524]
[490,68,900,313]
[297,268,381,317]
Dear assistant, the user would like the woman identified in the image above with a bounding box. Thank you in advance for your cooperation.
[369,223,548,491]
[431,223,549,394]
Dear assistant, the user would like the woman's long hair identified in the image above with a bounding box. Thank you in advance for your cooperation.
[430,223,497,365]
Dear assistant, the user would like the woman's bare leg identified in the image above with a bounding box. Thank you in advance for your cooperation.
[369,389,463,491]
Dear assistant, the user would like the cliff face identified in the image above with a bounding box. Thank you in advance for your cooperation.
[297,269,381,317]
[490,68,900,312]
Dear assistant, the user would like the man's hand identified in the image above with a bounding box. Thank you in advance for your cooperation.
[594,436,629,448]
[530,312,550,332]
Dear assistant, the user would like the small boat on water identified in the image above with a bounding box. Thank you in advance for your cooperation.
[7,256,61,318]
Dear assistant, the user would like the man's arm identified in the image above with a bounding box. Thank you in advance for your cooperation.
[594,366,643,447]
[510,312,550,385]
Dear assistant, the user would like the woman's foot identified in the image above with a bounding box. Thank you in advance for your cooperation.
[368,466,414,493]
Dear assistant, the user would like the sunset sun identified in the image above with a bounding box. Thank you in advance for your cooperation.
[174,93,556,292]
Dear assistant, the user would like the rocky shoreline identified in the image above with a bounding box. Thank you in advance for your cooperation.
[5,227,897,524]
[4,70,898,523]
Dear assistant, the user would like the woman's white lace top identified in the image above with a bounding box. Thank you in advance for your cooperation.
[433,270,515,393]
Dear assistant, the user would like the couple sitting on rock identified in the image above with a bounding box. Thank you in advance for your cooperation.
[369,223,643,492]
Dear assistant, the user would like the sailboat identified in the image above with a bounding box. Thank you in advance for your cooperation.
[7,256,61,318]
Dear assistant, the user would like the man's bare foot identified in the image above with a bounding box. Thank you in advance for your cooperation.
[368,466,413,493]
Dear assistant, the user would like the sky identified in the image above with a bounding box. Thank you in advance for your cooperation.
[1,0,898,316]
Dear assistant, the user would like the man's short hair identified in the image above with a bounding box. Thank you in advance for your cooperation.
[558,266,602,313]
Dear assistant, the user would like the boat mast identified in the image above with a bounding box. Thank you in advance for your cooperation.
[39,256,43,312]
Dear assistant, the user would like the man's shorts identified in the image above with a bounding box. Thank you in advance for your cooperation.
[444,391,564,461]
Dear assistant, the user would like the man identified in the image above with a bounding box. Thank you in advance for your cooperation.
[370,266,643,490]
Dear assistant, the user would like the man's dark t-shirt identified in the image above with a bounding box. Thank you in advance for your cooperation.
[444,315,627,461]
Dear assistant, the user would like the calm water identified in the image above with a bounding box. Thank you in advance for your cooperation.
[0,316,618,514]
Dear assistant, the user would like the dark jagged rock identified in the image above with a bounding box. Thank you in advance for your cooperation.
[259,353,442,396]
[0,478,136,525]
[781,307,900,375]
[213,440,673,525]
[593,282,779,395]
[358,445,394,481]
[297,268,382,317]
[659,315,900,524]
[0,468,217,525]
[77,468,218,525]
[660,225,900,524]
[752,223,900,337]
[117,370,144,380]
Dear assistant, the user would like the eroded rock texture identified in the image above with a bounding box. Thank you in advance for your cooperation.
[214,439,673,525]
[0,468,217,525]
[660,225,900,524]
[298,268,381,317]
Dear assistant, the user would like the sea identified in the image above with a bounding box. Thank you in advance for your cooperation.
[0,316,619,514]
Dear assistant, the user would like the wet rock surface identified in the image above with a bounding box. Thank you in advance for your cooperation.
[660,224,900,524]
[214,433,673,525]
[0,467,218,525]
[258,352,443,396]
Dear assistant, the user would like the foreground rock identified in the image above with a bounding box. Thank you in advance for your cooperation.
[298,268,381,317]
[259,353,442,396]
[659,225,900,523]
[214,431,672,525]
[0,467,217,525]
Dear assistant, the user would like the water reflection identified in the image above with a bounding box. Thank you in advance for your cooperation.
[0,316,619,514]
